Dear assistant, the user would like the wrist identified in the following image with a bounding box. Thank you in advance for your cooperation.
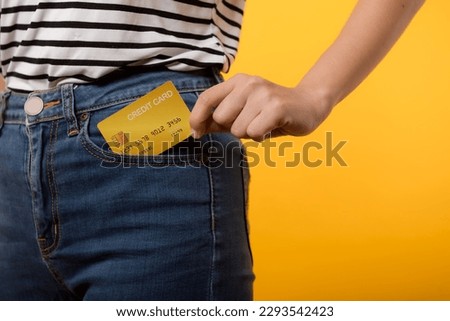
[293,80,337,126]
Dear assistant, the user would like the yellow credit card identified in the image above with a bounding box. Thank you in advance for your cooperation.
[97,81,192,155]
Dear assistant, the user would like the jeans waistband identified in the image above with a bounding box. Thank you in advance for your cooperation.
[0,68,221,128]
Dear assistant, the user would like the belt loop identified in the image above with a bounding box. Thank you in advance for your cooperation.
[61,84,79,137]
[0,91,10,131]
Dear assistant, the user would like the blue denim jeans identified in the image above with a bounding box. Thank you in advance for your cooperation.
[0,69,254,300]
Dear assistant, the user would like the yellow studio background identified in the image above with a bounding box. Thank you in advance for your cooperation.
[225,1,450,300]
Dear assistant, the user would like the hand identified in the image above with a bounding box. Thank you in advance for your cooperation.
[190,73,333,141]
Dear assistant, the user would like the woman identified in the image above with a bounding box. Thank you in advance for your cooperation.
[0,0,424,300]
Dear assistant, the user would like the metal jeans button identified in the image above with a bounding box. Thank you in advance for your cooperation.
[24,96,44,116]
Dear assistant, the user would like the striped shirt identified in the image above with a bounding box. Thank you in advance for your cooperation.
[0,0,245,92]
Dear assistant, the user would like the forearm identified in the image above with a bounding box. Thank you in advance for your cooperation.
[190,0,425,140]
[298,0,425,111]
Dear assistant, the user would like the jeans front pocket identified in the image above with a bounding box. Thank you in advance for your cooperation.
[78,91,208,168]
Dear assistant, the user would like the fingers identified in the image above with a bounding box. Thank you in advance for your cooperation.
[189,80,234,138]
[190,74,292,141]
[247,113,276,141]
[229,100,262,138]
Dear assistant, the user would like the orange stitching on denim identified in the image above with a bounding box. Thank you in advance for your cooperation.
[43,100,61,109]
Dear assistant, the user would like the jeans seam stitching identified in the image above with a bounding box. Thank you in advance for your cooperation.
[41,255,80,299]
[240,153,254,265]
[41,121,61,255]
[27,125,41,253]
[207,133,216,301]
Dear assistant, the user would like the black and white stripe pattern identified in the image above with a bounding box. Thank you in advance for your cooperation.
[0,0,245,92]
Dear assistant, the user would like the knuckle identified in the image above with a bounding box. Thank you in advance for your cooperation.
[246,75,265,89]
[232,73,250,82]
[233,73,265,89]
[196,92,212,107]
[269,98,287,118]
[267,94,284,109]
[212,110,229,126]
